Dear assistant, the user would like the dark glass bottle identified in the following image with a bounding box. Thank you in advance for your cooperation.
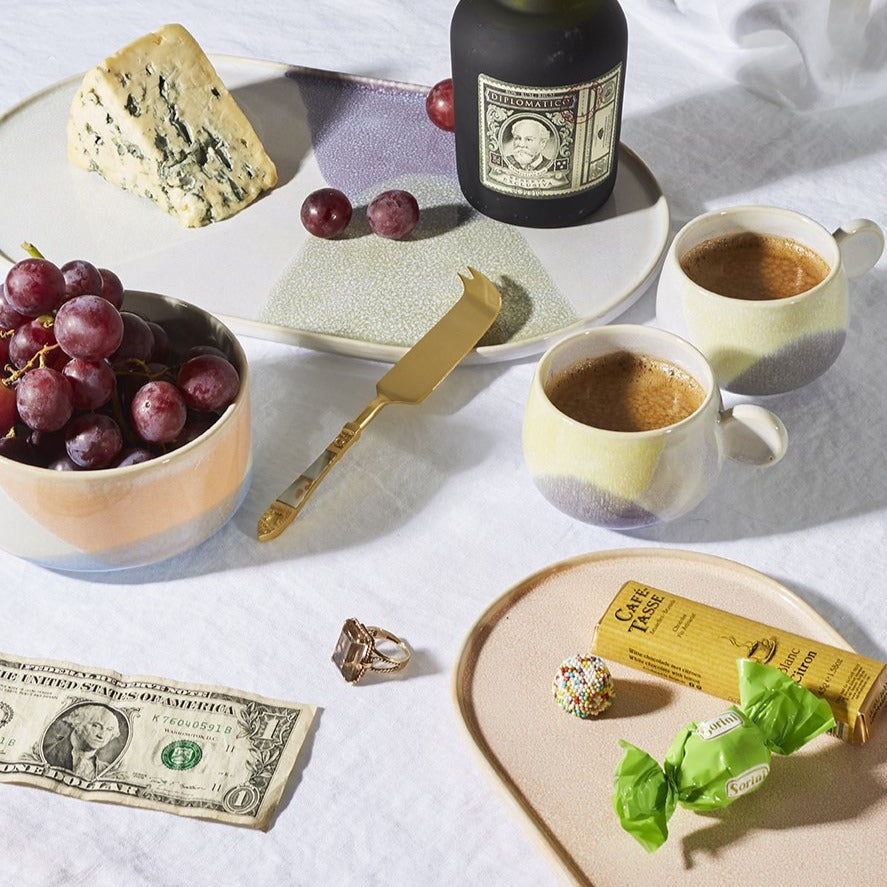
[450,0,628,227]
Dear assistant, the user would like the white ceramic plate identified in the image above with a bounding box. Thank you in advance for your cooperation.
[454,548,887,886]
[0,57,669,364]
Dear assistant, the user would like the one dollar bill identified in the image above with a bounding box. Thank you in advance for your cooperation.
[0,651,316,829]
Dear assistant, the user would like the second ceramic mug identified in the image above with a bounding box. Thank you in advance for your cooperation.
[522,325,788,529]
[656,206,884,395]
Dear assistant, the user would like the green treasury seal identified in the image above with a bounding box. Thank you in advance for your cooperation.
[161,739,203,771]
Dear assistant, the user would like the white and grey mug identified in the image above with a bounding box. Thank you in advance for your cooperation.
[522,324,787,529]
[656,206,883,395]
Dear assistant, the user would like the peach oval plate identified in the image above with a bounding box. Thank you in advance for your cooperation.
[454,548,887,886]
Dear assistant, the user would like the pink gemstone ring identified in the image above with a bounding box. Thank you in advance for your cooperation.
[332,618,411,684]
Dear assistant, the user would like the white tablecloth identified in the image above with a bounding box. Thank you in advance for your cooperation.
[2,3,886,885]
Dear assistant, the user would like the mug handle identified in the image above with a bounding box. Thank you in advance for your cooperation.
[720,404,788,466]
[834,219,884,279]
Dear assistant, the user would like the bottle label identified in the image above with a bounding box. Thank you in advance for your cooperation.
[477,65,622,200]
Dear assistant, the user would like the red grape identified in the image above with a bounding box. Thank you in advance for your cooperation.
[112,312,155,363]
[54,294,124,360]
[367,190,420,239]
[114,447,155,467]
[426,78,454,131]
[0,334,9,368]
[8,320,63,370]
[172,410,216,448]
[0,435,40,465]
[130,380,187,444]
[49,455,80,471]
[0,384,18,436]
[301,188,353,239]
[98,268,125,309]
[176,355,240,412]
[28,428,67,462]
[0,284,27,329]
[62,358,116,409]
[146,321,171,363]
[60,259,103,302]
[15,367,74,432]
[182,344,228,362]
[65,412,123,469]
[4,258,65,317]
[117,368,153,407]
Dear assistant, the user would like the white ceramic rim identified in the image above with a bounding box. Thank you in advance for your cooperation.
[0,58,671,367]
[669,204,841,308]
[533,323,717,438]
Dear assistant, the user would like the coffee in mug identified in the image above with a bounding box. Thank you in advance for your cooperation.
[545,352,705,432]
[522,325,788,529]
[656,207,884,394]
[680,232,830,301]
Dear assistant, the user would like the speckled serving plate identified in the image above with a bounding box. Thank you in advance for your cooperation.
[454,548,887,886]
[0,57,669,364]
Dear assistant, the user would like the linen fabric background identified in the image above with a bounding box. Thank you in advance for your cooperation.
[0,2,886,885]
[629,0,887,110]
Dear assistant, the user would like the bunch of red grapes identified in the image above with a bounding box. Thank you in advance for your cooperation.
[0,255,240,471]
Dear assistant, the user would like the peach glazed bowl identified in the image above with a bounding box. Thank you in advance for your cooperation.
[0,290,251,572]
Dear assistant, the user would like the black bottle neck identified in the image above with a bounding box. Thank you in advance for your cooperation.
[494,0,601,12]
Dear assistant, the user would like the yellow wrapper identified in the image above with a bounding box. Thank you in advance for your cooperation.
[591,580,887,743]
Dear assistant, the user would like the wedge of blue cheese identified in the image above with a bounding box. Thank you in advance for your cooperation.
[66,23,278,227]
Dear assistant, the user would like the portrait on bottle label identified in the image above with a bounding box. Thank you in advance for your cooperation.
[478,65,622,200]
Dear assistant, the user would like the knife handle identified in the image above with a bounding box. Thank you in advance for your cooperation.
[257,397,388,542]
[290,421,363,504]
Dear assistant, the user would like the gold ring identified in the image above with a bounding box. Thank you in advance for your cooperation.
[332,618,411,684]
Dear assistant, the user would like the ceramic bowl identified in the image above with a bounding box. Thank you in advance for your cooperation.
[0,290,251,572]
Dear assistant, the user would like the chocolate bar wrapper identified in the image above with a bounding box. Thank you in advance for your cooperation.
[591,580,887,742]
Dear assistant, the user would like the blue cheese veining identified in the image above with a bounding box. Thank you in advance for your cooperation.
[66,23,278,227]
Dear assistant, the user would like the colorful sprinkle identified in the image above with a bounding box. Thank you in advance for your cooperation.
[552,654,615,718]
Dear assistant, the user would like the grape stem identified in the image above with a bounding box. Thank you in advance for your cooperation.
[21,242,46,260]
[115,358,172,382]
[3,343,61,386]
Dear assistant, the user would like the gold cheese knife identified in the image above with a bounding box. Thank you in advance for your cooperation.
[257,267,502,541]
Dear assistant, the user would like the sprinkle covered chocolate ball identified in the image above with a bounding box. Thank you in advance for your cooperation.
[552,654,614,718]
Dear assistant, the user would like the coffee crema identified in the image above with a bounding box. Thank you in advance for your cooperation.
[546,351,706,432]
[680,232,830,301]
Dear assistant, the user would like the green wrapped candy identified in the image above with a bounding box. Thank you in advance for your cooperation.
[613,659,835,851]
